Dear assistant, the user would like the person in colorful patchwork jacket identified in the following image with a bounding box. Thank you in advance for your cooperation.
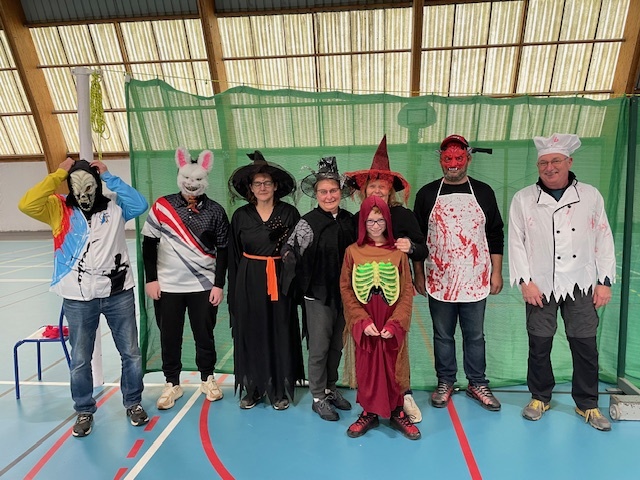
[19,157,149,437]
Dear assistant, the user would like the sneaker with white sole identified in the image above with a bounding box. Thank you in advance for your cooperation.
[240,390,263,409]
[575,407,611,431]
[72,413,93,437]
[327,389,352,410]
[522,399,550,421]
[126,404,149,427]
[403,393,422,423]
[312,397,339,421]
[157,382,184,410]
[201,375,223,402]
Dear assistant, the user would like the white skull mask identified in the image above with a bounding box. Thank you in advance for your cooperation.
[70,170,98,212]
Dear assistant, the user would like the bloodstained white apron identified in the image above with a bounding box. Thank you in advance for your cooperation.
[425,179,491,302]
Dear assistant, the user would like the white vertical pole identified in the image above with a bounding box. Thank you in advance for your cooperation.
[71,67,104,388]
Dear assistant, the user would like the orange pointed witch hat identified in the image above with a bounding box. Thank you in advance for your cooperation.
[346,135,410,204]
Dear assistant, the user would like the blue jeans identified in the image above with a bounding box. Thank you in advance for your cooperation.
[428,295,488,386]
[63,288,144,413]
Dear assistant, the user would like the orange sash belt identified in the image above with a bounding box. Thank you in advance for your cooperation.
[243,252,281,301]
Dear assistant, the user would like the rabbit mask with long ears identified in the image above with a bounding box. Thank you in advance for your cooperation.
[175,147,214,199]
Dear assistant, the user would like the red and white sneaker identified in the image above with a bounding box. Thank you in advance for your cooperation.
[466,384,501,411]
[431,381,455,408]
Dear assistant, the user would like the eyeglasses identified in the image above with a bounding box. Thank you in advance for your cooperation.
[317,188,341,196]
[366,219,386,227]
[537,159,566,168]
[251,181,274,188]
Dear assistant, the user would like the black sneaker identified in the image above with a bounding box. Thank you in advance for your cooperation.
[240,391,263,410]
[272,397,290,411]
[72,413,93,437]
[312,398,339,421]
[327,389,352,410]
[127,404,149,426]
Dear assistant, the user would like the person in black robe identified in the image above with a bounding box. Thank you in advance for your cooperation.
[227,151,305,410]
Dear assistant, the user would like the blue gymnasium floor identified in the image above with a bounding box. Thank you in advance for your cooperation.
[1,234,639,480]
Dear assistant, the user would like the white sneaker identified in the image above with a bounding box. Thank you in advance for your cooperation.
[157,383,184,410]
[201,375,223,402]
[404,393,422,423]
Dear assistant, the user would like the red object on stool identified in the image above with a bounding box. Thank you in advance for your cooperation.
[13,306,71,399]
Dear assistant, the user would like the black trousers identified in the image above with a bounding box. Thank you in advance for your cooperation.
[526,286,600,410]
[154,290,218,385]
[527,334,599,410]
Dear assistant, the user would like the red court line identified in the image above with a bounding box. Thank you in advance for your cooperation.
[144,415,160,431]
[24,386,121,480]
[113,467,128,480]
[127,439,145,458]
[447,399,482,480]
[199,374,234,480]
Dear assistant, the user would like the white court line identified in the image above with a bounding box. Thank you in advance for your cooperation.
[0,279,51,283]
[124,388,202,480]
[0,380,234,387]
[0,265,52,269]
[0,244,51,257]
[0,250,51,266]
[0,261,54,277]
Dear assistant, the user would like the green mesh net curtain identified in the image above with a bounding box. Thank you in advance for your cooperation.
[127,77,640,390]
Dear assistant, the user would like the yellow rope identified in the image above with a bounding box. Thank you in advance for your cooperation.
[90,71,110,161]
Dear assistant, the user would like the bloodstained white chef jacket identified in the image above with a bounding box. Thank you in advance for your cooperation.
[508,177,616,301]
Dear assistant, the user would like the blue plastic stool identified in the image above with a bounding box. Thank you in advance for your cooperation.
[13,306,71,399]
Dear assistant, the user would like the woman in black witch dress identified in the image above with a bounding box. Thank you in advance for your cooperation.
[227,151,304,410]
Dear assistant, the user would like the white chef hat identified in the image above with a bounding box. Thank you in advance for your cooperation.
[533,133,581,158]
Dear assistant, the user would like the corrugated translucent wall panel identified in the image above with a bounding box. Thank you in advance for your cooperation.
[0,72,27,113]
[484,47,518,95]
[552,44,593,92]
[316,11,351,54]
[0,120,13,155]
[517,45,557,94]
[560,0,600,40]
[283,14,314,55]
[453,2,490,46]
[450,49,486,95]
[219,17,253,57]
[121,22,159,62]
[525,0,563,42]
[58,25,96,64]
[42,68,76,111]
[7,117,41,154]
[422,4,454,48]
[420,50,451,95]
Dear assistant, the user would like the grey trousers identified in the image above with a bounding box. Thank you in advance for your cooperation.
[304,298,345,399]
